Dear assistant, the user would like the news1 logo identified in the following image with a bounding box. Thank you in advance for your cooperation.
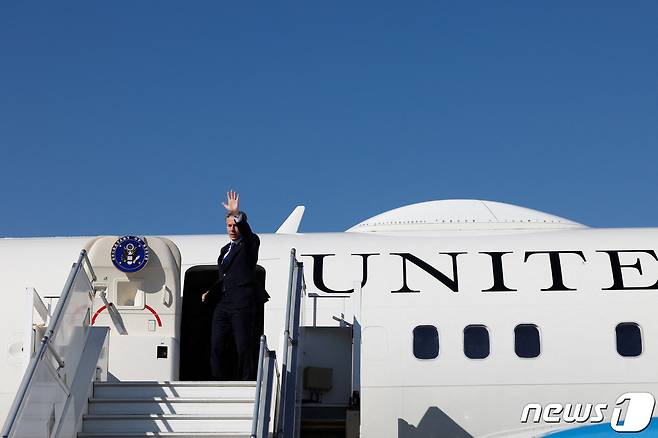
[611,393,655,433]
[520,392,656,433]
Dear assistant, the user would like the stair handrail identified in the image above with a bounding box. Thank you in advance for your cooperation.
[250,248,304,438]
[282,248,297,366]
[277,248,304,437]
[1,249,96,438]
[251,335,267,438]
[252,334,276,438]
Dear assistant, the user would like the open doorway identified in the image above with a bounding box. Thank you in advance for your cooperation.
[179,265,266,381]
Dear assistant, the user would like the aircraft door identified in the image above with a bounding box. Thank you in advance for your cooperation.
[84,236,182,381]
[179,264,267,381]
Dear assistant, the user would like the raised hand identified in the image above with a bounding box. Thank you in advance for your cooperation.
[222,190,240,215]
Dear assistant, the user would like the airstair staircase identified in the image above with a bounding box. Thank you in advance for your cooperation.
[78,381,257,438]
[2,249,304,438]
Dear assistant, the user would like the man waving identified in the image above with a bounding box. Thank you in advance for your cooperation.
[203,191,260,381]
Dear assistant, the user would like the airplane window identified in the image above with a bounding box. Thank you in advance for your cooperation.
[464,325,490,359]
[616,323,642,357]
[413,325,439,359]
[514,324,540,358]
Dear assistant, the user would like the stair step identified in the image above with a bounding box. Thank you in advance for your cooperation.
[88,398,255,415]
[93,382,256,399]
[82,414,252,434]
[78,431,253,437]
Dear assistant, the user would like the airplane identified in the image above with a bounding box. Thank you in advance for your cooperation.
[1,199,657,437]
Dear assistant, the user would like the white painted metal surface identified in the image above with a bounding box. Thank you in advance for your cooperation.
[88,398,254,415]
[92,382,256,399]
[347,199,586,233]
[1,199,657,437]
[81,381,256,437]
[86,237,182,381]
[2,251,110,438]
[275,206,305,234]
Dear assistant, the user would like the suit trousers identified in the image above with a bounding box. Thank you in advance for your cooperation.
[210,305,256,381]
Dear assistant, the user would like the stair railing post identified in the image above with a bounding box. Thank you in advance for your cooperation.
[277,249,297,436]
[284,260,303,438]
[258,350,276,437]
[251,335,267,438]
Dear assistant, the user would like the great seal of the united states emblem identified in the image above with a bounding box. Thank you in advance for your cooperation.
[111,236,149,273]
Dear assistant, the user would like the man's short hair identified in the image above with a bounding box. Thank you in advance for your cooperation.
[225,211,247,221]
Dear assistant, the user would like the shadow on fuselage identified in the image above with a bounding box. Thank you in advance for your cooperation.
[398,406,473,438]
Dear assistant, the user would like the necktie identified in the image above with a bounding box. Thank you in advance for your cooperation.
[222,242,236,265]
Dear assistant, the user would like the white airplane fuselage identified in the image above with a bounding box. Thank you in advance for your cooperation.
[2,202,657,437]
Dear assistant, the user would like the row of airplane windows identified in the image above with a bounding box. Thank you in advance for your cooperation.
[412,323,643,360]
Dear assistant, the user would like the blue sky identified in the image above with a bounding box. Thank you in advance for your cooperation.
[0,2,656,237]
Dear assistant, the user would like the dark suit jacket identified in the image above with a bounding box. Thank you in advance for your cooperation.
[208,213,268,310]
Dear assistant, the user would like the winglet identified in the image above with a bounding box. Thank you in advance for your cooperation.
[276,206,305,234]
